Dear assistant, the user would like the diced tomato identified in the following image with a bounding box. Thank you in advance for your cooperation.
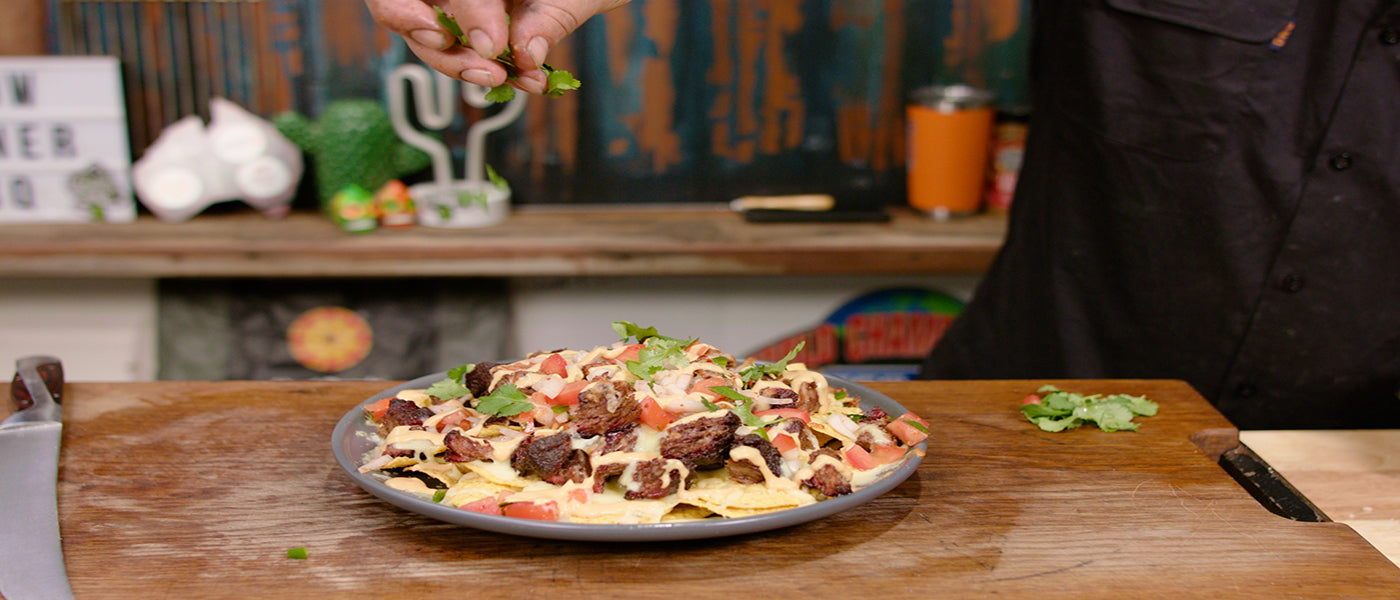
[502,500,560,521]
[458,495,504,516]
[869,443,908,465]
[688,376,728,399]
[638,397,677,429]
[364,397,392,420]
[614,343,643,363]
[769,431,799,454]
[753,408,811,424]
[545,380,588,406]
[540,353,568,377]
[567,488,589,504]
[1021,394,1043,406]
[844,445,879,471]
[887,411,931,446]
[434,409,469,432]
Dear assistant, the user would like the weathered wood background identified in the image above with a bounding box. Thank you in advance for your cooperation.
[45,0,1029,205]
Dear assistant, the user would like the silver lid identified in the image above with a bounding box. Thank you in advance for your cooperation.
[910,84,996,111]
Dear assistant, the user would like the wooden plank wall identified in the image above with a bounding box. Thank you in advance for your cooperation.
[0,0,47,55]
[37,0,1029,207]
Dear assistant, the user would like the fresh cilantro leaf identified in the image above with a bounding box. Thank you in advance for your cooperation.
[901,418,931,435]
[740,342,806,384]
[446,364,473,380]
[484,84,516,103]
[434,8,581,104]
[426,364,473,400]
[432,489,446,503]
[624,334,694,381]
[710,385,748,404]
[542,64,581,97]
[1020,386,1159,433]
[708,386,768,439]
[613,320,662,343]
[712,356,729,368]
[475,383,534,416]
[434,7,467,44]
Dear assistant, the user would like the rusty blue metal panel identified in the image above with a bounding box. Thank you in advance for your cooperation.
[50,0,1029,207]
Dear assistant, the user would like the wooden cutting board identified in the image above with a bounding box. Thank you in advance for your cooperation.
[20,380,1400,599]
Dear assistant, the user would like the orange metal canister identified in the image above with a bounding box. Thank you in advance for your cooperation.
[906,85,996,219]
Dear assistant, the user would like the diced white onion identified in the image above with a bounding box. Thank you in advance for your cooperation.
[358,453,393,473]
[826,413,859,440]
[534,375,567,399]
[659,393,710,415]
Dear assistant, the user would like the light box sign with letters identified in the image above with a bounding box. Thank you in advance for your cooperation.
[0,56,135,223]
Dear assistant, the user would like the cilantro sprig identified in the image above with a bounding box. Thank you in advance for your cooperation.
[426,363,476,400]
[474,383,535,417]
[612,321,696,382]
[434,7,581,103]
[703,386,768,439]
[1020,385,1159,432]
[740,342,806,384]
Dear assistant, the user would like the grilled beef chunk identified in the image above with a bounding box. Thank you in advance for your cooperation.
[725,433,783,484]
[511,432,591,485]
[442,430,493,463]
[863,406,892,426]
[775,418,820,451]
[461,362,499,398]
[795,381,821,414]
[759,386,800,410]
[572,381,642,436]
[660,411,741,470]
[591,462,627,493]
[383,445,417,458]
[803,448,852,497]
[624,458,685,500]
[380,399,433,434]
[598,425,640,454]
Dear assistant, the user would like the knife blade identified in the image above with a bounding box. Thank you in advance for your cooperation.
[0,356,75,600]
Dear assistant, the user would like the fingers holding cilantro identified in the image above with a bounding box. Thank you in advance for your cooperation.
[365,0,616,98]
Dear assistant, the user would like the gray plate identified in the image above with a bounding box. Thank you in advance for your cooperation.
[331,372,925,542]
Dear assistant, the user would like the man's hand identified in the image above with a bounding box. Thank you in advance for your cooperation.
[364,0,628,95]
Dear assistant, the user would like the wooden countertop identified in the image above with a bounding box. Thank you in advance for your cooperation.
[0,206,1005,279]
[1242,430,1400,566]
[16,379,1400,598]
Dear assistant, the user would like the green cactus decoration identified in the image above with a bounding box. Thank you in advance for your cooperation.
[275,99,432,212]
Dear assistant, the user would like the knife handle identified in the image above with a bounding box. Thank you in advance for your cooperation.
[11,356,64,411]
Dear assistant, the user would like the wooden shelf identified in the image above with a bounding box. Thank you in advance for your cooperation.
[0,205,1006,278]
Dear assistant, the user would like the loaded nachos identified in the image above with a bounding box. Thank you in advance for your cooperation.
[355,321,929,524]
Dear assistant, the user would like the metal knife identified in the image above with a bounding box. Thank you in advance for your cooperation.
[0,356,75,600]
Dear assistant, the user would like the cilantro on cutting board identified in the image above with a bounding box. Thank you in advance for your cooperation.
[434,7,582,102]
[1020,385,1159,432]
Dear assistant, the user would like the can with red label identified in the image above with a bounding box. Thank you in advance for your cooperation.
[986,113,1028,213]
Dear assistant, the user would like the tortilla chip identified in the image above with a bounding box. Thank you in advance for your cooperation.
[678,472,816,516]
[407,461,464,487]
[661,504,715,522]
[460,460,532,488]
[444,471,515,507]
[565,498,681,525]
